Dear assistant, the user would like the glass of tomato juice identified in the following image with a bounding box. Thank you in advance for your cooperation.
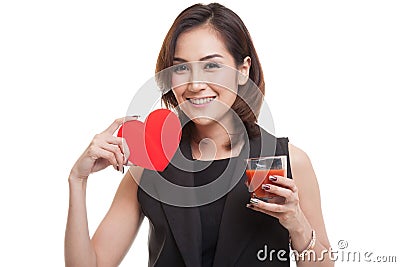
[245,156,287,201]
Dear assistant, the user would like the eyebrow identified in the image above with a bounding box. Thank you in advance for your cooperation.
[173,54,223,62]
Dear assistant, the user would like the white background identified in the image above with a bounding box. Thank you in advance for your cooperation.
[1,0,399,266]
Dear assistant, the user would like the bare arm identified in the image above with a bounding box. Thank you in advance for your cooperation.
[91,167,144,266]
[247,143,333,266]
[65,178,97,267]
[288,144,333,266]
[65,168,144,267]
[64,117,143,267]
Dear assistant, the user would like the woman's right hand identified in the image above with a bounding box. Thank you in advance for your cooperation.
[69,117,135,180]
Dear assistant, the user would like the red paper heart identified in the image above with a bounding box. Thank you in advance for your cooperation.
[117,109,181,171]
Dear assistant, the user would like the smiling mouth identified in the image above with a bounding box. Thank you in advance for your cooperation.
[187,97,216,105]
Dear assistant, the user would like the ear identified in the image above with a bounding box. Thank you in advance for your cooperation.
[238,56,251,85]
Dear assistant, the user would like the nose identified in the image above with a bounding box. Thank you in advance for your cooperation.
[188,81,207,92]
[187,63,207,92]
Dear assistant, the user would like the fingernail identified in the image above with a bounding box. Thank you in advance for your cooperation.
[121,166,124,174]
[269,175,277,181]
[116,165,120,171]
[262,184,270,190]
[246,204,254,208]
[250,198,259,204]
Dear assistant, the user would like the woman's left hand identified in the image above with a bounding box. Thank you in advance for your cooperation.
[246,175,304,232]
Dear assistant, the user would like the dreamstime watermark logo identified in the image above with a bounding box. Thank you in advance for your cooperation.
[256,240,398,263]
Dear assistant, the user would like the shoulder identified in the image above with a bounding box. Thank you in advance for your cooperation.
[113,165,144,202]
[127,165,145,184]
[288,143,312,170]
[112,166,145,206]
[275,138,315,182]
[287,143,320,197]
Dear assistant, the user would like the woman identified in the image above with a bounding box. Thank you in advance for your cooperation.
[65,3,333,267]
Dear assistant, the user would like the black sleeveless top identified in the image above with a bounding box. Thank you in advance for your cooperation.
[137,128,292,267]
[193,158,235,267]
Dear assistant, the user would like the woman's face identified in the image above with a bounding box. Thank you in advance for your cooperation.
[171,25,250,127]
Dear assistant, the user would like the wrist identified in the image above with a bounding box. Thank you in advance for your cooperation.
[289,224,306,239]
[287,211,313,251]
[68,175,88,193]
[68,173,88,184]
[287,208,309,234]
[290,229,316,259]
[69,168,89,182]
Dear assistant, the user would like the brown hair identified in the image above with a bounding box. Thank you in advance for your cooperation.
[156,3,264,141]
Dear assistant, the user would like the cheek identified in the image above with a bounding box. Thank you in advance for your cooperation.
[226,89,238,103]
[171,85,187,103]
[210,67,238,93]
[210,85,237,105]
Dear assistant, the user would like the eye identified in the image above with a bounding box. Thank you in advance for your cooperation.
[173,64,190,74]
[204,62,221,70]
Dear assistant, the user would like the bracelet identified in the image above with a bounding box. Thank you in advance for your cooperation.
[289,229,316,257]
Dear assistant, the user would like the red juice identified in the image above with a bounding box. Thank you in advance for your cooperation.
[245,169,285,199]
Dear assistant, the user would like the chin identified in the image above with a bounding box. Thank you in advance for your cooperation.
[191,117,216,126]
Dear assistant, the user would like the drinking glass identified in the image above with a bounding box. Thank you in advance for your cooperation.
[245,156,287,201]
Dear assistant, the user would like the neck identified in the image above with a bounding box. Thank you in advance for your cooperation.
[200,123,228,140]
[193,112,235,145]
[190,115,243,160]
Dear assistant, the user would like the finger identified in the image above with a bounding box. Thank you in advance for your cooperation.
[248,198,287,213]
[100,143,124,172]
[103,117,125,135]
[104,136,127,162]
[269,175,298,193]
[102,115,140,135]
[94,135,125,165]
[101,133,132,169]
[106,136,130,166]
[121,138,130,165]
[246,203,281,218]
[261,183,292,199]
[104,135,123,146]
[89,147,119,170]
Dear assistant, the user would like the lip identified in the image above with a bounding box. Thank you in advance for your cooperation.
[186,96,217,100]
[186,96,216,107]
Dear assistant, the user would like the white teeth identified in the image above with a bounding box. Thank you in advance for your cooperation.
[189,97,215,105]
